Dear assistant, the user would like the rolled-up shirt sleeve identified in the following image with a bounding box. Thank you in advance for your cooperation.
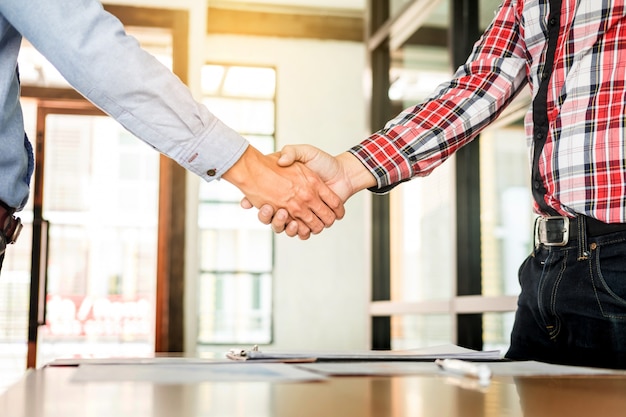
[350,0,527,193]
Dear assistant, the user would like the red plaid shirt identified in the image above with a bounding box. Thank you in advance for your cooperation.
[351,0,626,223]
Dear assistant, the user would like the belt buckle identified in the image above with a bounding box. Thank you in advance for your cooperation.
[536,216,569,247]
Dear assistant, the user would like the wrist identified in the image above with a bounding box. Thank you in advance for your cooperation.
[336,152,377,193]
[222,146,260,189]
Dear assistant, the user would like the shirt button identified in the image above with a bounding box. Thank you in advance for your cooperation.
[533,180,541,190]
[535,132,544,140]
[206,169,217,177]
[549,17,557,26]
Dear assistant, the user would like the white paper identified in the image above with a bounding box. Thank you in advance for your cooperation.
[243,344,502,362]
[296,360,626,377]
[48,356,231,367]
[70,362,327,384]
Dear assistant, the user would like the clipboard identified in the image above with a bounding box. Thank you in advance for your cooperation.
[226,344,502,363]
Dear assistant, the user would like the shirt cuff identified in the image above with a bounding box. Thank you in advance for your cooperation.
[348,134,413,194]
[180,118,249,182]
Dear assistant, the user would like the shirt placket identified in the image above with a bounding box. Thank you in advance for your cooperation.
[531,0,562,216]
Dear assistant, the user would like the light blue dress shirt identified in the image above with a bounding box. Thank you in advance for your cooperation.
[0,0,248,210]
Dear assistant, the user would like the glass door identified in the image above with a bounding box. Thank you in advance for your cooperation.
[33,106,160,366]
[367,0,524,351]
[0,7,184,391]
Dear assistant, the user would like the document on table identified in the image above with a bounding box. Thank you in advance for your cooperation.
[48,356,232,367]
[295,360,626,377]
[228,343,502,362]
[70,361,327,384]
[65,344,501,384]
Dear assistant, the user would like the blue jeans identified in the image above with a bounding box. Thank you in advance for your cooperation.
[506,228,626,369]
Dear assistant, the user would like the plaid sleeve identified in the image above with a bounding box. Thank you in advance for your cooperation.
[350,0,529,193]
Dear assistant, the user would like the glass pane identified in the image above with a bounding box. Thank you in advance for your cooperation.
[202,65,276,99]
[201,65,226,95]
[222,66,276,99]
[0,223,30,394]
[203,97,275,135]
[198,273,272,344]
[389,46,451,102]
[480,124,533,297]
[390,164,455,302]
[483,311,515,353]
[198,64,275,346]
[0,99,37,393]
[391,314,452,349]
[38,115,159,364]
[390,39,451,95]
[390,37,453,304]
[198,227,272,273]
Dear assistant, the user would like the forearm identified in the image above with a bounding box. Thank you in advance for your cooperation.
[335,152,377,196]
[221,146,268,193]
[1,0,248,181]
[351,0,526,192]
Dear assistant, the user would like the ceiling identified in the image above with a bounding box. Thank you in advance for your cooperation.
[212,0,505,30]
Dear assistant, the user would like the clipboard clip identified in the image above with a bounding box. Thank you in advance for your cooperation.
[226,345,259,361]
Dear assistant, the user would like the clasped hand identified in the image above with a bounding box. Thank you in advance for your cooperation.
[240,144,374,239]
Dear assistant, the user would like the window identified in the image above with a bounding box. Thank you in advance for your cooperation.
[197,65,276,345]
[39,115,159,361]
[368,0,525,352]
[0,25,172,391]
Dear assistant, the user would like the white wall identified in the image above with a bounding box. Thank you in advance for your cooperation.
[203,34,371,351]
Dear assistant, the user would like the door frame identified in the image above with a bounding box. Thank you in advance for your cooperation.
[26,101,104,368]
[23,5,190,368]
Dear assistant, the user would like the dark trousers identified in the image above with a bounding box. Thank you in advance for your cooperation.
[506,229,626,369]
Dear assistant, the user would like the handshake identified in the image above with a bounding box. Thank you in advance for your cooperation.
[223,144,377,240]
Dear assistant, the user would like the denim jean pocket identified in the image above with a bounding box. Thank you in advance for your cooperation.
[591,242,626,319]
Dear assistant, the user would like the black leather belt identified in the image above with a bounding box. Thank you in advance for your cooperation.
[0,201,22,245]
[535,215,626,246]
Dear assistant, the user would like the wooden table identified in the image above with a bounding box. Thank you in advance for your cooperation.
[2,365,626,417]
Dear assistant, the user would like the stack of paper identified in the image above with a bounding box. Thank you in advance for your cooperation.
[231,344,502,362]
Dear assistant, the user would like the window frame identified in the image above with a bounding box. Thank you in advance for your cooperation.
[366,0,521,351]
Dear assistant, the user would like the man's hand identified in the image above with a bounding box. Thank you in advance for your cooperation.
[223,145,345,235]
[241,144,377,239]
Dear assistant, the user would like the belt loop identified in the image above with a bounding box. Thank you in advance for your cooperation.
[576,215,589,261]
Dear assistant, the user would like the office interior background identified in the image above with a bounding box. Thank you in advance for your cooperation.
[0,0,533,393]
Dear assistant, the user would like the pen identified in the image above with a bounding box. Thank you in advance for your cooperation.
[435,358,492,386]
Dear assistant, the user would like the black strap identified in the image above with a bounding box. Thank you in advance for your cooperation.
[531,0,562,216]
